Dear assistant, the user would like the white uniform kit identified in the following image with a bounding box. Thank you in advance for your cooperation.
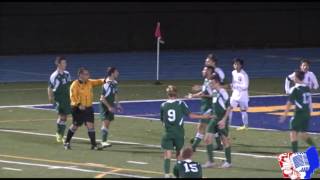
[230,69,250,128]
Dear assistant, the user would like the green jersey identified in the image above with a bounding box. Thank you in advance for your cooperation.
[200,78,213,112]
[160,100,191,135]
[173,159,202,178]
[288,83,311,117]
[101,80,118,106]
[212,88,230,120]
[49,70,72,101]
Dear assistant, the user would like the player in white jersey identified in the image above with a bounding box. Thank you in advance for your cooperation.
[205,54,225,83]
[229,58,250,130]
[285,59,319,112]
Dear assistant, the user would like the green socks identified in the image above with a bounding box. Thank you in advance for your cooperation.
[57,120,66,136]
[192,137,202,151]
[206,144,214,163]
[225,147,231,163]
[291,141,298,153]
[164,159,170,174]
[101,128,108,142]
[306,137,316,147]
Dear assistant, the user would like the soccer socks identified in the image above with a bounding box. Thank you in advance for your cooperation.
[57,119,66,137]
[164,159,171,174]
[305,137,316,147]
[65,128,75,143]
[291,141,298,153]
[215,133,222,148]
[206,144,214,163]
[101,127,109,142]
[225,147,231,164]
[88,128,97,146]
[241,111,248,127]
[192,133,204,151]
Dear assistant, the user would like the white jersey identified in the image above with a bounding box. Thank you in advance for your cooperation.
[214,67,225,83]
[231,69,249,101]
[285,71,319,94]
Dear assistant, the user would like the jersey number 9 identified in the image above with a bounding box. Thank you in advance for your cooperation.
[168,109,176,122]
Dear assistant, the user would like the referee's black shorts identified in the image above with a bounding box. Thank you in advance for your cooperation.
[72,106,94,126]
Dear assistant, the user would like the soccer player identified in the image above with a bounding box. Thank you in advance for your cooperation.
[229,58,250,130]
[187,66,223,152]
[64,67,104,150]
[280,70,316,153]
[285,59,319,112]
[173,146,202,178]
[99,67,122,148]
[205,53,225,83]
[202,74,232,169]
[161,85,212,178]
[48,56,72,143]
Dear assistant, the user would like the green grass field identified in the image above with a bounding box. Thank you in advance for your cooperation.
[0,78,319,178]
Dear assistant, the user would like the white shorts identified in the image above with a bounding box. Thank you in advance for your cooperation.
[230,98,249,111]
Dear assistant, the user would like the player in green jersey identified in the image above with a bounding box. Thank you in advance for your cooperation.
[187,66,223,152]
[173,146,202,178]
[279,70,316,153]
[161,85,213,178]
[99,67,122,148]
[202,74,233,169]
[48,56,72,143]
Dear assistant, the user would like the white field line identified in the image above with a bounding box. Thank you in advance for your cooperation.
[1,93,320,108]
[127,161,149,165]
[0,160,149,178]
[0,128,277,159]
[2,167,23,171]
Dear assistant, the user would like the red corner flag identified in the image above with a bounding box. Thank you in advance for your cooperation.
[154,22,161,39]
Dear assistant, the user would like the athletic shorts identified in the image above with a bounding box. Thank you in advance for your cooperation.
[161,133,184,152]
[207,119,229,137]
[99,104,115,121]
[230,98,249,111]
[72,106,94,126]
[289,113,310,132]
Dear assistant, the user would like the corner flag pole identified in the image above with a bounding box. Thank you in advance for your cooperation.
[154,22,163,85]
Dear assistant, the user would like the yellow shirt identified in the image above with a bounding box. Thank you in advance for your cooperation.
[70,79,104,107]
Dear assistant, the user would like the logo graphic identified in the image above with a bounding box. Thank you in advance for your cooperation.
[278,146,319,179]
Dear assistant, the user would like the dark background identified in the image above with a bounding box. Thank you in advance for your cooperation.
[1,2,320,55]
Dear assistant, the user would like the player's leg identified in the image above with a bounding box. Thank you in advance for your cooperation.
[290,131,299,153]
[100,109,114,148]
[64,107,81,149]
[202,120,218,168]
[237,100,249,130]
[161,135,174,178]
[219,126,232,168]
[191,122,206,152]
[85,107,101,150]
[213,126,223,151]
[56,114,67,143]
[229,99,238,126]
[300,132,316,147]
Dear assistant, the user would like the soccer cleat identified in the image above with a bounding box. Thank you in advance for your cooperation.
[236,125,249,131]
[64,142,71,150]
[91,144,103,151]
[164,174,171,178]
[56,133,63,143]
[101,141,112,148]
[220,161,232,168]
[201,161,217,168]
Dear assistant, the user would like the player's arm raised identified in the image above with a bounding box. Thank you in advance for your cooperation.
[188,112,213,120]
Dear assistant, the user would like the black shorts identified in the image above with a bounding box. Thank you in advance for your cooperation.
[72,106,94,126]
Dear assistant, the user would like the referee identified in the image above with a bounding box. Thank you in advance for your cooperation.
[64,67,104,150]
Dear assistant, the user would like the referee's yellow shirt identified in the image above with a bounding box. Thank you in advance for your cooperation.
[70,79,104,107]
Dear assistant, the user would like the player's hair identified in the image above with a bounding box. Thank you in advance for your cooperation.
[104,67,117,82]
[207,53,218,63]
[208,73,221,84]
[295,70,305,81]
[204,65,214,74]
[55,56,66,66]
[181,146,193,159]
[300,59,310,66]
[233,58,244,67]
[78,67,89,76]
[166,85,177,97]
